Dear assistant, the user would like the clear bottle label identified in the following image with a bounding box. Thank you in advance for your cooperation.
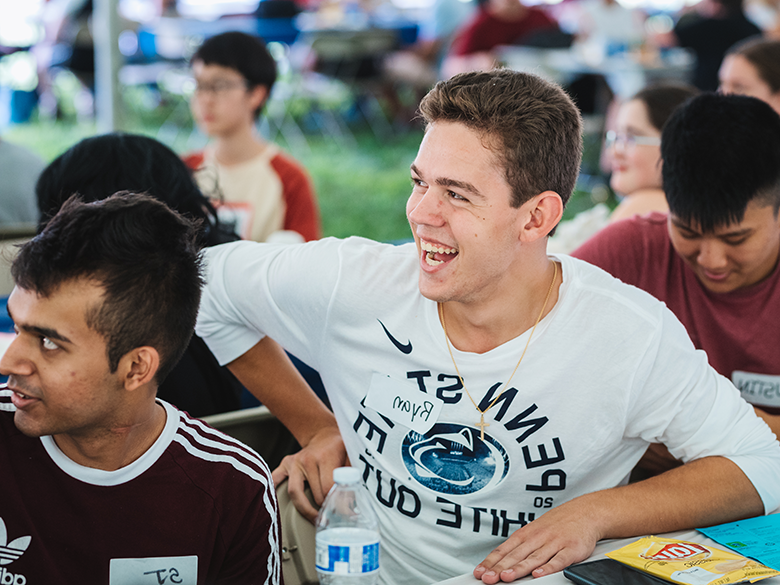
[316,538,379,575]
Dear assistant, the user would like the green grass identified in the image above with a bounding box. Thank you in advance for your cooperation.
[3,83,423,241]
[295,131,421,241]
[3,88,607,242]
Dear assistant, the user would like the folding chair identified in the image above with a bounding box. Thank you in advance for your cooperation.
[297,27,400,140]
[277,480,319,585]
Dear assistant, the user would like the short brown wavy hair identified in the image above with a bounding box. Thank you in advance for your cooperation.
[418,69,583,209]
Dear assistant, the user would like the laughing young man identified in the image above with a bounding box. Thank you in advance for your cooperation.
[0,194,280,584]
[196,70,780,585]
[574,93,780,460]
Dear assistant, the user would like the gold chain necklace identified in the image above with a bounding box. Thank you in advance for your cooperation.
[438,261,558,440]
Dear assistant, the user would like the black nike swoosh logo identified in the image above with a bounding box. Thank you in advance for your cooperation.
[378,320,413,354]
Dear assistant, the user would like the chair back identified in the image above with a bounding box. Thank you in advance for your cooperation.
[277,480,319,585]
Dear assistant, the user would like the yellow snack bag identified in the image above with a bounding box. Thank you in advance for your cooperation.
[606,536,780,584]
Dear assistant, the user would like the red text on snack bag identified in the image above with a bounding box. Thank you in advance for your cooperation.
[641,543,711,561]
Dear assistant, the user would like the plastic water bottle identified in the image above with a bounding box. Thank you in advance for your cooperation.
[315,467,380,585]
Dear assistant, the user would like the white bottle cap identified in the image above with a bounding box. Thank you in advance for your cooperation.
[333,466,361,484]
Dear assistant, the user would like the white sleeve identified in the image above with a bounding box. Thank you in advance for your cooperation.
[195,239,342,368]
[626,308,780,513]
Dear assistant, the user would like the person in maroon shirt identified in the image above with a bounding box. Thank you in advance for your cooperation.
[0,193,281,584]
[574,92,780,474]
[442,0,559,77]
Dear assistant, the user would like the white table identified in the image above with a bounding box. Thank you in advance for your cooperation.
[434,517,780,584]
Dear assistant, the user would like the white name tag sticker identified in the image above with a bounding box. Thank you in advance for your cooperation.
[109,555,198,585]
[365,372,443,434]
[732,371,780,408]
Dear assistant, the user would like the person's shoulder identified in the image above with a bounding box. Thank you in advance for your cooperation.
[558,253,670,323]
[612,211,669,237]
[268,148,315,194]
[167,406,273,491]
[269,147,308,174]
[203,236,415,274]
[572,211,667,259]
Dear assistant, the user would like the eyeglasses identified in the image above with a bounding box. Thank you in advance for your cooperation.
[605,130,662,149]
[193,79,249,96]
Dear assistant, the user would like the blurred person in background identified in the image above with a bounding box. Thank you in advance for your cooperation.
[383,0,476,123]
[184,31,321,244]
[719,36,780,114]
[606,83,699,222]
[36,132,245,418]
[0,138,45,228]
[654,0,761,91]
[441,0,561,77]
[548,82,698,253]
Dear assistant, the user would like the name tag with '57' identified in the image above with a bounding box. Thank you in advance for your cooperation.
[365,372,443,434]
[110,555,198,585]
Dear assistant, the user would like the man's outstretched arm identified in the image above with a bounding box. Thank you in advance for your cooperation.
[474,456,763,584]
[227,336,347,521]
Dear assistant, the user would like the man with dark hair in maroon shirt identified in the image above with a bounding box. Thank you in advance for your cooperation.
[0,193,281,585]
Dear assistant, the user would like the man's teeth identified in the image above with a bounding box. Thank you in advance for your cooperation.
[421,242,457,255]
[14,391,29,399]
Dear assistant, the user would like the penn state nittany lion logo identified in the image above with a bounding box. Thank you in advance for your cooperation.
[401,423,509,495]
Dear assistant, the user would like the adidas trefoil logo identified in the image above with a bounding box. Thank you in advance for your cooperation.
[0,518,30,566]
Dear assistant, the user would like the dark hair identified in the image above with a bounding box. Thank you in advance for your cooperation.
[631,83,700,131]
[13,193,203,383]
[662,92,780,231]
[726,36,780,93]
[35,132,237,246]
[190,31,277,118]
[419,69,582,210]
[716,0,745,15]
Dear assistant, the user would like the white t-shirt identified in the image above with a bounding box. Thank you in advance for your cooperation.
[196,237,780,585]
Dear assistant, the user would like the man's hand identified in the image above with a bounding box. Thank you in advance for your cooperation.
[272,424,348,522]
[473,495,603,583]
[226,337,348,521]
[473,457,763,583]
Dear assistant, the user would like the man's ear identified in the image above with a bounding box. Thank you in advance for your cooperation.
[249,85,269,113]
[118,347,160,392]
[519,190,564,242]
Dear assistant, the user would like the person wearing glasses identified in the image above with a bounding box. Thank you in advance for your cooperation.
[606,83,699,222]
[184,32,321,243]
[574,92,780,474]
[547,82,698,253]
